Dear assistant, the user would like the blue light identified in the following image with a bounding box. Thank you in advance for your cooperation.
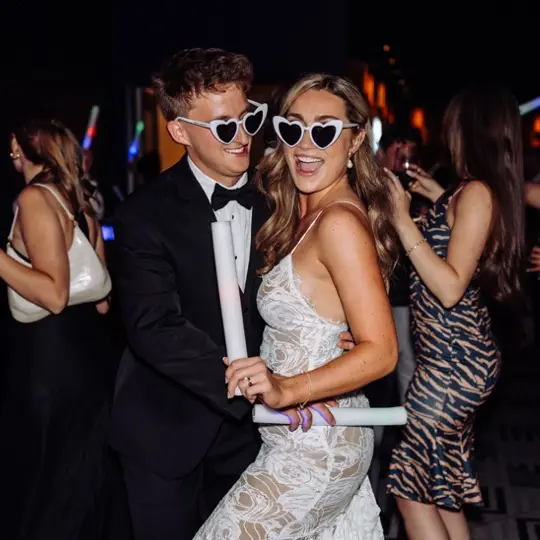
[128,142,138,159]
[127,121,145,163]
[101,224,115,241]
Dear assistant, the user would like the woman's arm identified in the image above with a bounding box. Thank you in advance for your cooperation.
[0,186,69,314]
[279,206,398,405]
[227,205,398,408]
[93,218,110,314]
[389,175,494,308]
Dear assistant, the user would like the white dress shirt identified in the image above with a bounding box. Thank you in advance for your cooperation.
[188,157,252,291]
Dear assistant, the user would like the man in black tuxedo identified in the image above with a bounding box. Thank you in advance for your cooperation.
[109,48,270,540]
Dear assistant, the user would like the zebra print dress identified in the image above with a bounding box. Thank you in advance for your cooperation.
[387,185,501,511]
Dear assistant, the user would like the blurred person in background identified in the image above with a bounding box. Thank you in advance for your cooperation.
[0,118,131,539]
[386,85,525,540]
[367,125,424,502]
[262,87,284,157]
[524,150,540,343]
[263,124,277,156]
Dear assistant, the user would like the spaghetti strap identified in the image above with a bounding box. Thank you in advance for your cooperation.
[291,214,322,255]
[7,207,19,243]
[447,181,469,204]
[7,184,76,243]
[290,200,367,254]
[33,183,75,220]
[327,200,366,216]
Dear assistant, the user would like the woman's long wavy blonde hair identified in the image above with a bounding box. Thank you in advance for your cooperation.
[256,73,398,284]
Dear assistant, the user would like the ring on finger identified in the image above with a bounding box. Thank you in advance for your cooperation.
[243,376,253,387]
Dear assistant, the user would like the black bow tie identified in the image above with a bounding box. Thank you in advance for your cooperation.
[211,182,255,211]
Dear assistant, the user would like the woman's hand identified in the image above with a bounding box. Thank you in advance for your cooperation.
[405,164,445,203]
[225,356,287,408]
[95,297,110,314]
[225,357,338,431]
[384,168,412,227]
[527,246,540,272]
[279,400,338,432]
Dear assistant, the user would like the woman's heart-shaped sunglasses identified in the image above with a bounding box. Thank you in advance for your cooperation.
[273,117,359,150]
[175,100,268,145]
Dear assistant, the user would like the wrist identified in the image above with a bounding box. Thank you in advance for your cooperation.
[395,214,415,235]
[274,374,307,409]
[430,186,445,203]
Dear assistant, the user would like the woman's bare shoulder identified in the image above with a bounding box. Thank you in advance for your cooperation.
[315,200,372,251]
[17,184,50,207]
[318,198,369,230]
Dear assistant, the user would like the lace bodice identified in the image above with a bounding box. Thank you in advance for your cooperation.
[257,255,347,377]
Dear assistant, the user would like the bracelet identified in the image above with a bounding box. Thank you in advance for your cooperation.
[406,238,426,257]
[299,371,312,409]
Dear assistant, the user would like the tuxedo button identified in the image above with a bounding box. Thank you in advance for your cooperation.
[243,307,249,315]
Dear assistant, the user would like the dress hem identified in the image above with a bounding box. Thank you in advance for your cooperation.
[387,487,483,513]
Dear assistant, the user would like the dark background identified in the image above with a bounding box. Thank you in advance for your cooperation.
[1,0,538,220]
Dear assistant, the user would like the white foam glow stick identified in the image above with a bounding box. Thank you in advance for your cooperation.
[211,221,245,397]
[253,404,407,426]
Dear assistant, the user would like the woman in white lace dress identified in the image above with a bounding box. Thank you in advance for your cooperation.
[195,74,398,539]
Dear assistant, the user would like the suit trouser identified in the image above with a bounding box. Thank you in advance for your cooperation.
[120,415,260,540]
[393,306,416,404]
[369,306,416,496]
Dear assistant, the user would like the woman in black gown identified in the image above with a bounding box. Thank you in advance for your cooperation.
[0,118,130,539]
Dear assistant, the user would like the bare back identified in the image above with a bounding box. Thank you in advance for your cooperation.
[10,185,99,260]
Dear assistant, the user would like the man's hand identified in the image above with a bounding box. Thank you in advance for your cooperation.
[338,331,355,351]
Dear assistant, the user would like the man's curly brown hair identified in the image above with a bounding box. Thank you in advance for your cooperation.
[152,48,254,121]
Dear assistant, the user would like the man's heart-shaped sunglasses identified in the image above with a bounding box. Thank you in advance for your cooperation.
[175,100,268,145]
[273,117,360,150]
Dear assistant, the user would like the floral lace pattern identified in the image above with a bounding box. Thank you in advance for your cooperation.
[194,245,383,539]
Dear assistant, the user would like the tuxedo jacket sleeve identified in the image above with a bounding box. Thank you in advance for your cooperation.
[114,209,240,418]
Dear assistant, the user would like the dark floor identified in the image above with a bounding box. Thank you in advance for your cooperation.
[378,342,540,540]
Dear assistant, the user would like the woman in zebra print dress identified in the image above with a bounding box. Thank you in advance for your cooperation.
[384,85,526,539]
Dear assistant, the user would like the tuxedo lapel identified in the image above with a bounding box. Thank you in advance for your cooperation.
[170,157,218,296]
[172,157,216,223]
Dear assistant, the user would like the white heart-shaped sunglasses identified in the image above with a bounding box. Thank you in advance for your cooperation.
[273,117,359,150]
[176,100,268,145]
